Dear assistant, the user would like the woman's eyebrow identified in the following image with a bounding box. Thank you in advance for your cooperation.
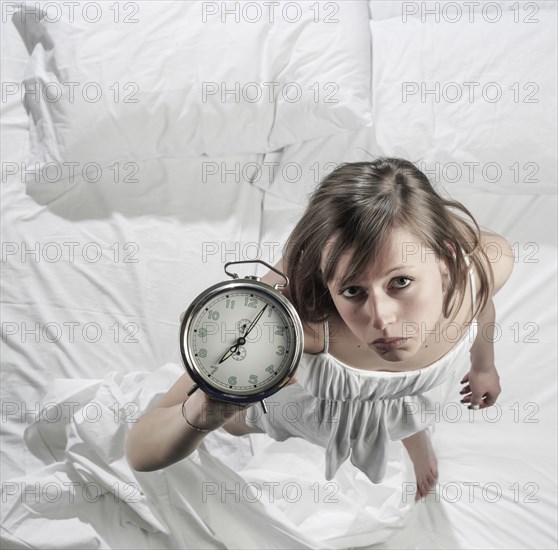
[384,265,417,275]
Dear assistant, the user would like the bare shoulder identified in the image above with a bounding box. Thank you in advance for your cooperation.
[260,257,325,354]
[301,321,326,354]
[478,231,515,296]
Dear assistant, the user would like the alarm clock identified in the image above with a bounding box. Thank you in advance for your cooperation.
[179,260,304,413]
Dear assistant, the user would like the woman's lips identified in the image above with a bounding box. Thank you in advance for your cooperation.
[370,338,408,352]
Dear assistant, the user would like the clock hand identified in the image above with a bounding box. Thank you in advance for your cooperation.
[218,343,239,364]
[243,304,268,339]
[218,332,248,364]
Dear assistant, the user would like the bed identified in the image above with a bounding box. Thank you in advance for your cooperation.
[1,1,556,548]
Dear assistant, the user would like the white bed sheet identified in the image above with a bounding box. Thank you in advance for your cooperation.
[1,8,265,475]
[2,2,557,549]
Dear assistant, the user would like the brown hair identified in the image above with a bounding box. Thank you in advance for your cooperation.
[284,158,493,326]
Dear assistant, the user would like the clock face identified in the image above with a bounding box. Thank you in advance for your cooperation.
[181,281,302,400]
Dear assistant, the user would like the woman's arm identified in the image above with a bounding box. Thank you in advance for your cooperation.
[461,232,515,408]
[470,298,496,372]
[125,371,249,472]
[469,232,515,372]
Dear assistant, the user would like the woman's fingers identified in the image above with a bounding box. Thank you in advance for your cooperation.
[469,387,487,409]
[483,393,497,406]
[460,393,490,409]
[286,373,299,385]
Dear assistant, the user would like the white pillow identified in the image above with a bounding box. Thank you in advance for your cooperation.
[11,0,372,173]
[368,12,557,192]
[250,4,557,204]
[368,0,558,20]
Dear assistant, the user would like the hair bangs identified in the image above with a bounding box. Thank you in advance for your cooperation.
[323,211,396,291]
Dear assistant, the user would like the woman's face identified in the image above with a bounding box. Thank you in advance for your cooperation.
[323,228,450,362]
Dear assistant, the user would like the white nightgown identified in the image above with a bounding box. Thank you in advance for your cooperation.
[245,255,479,483]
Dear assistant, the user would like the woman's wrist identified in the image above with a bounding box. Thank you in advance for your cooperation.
[180,392,240,433]
[181,399,214,433]
[471,362,497,373]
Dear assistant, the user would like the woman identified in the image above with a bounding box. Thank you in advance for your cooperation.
[126,157,514,500]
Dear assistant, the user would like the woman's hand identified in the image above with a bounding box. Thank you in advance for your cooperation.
[460,365,501,410]
[182,387,250,431]
[184,370,300,431]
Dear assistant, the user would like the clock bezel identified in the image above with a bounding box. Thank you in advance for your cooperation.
[179,278,304,404]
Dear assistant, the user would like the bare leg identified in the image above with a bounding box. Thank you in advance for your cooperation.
[402,429,439,501]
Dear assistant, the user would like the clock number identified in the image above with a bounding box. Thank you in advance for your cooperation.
[265,364,275,374]
[198,328,207,338]
[276,346,285,356]
[210,365,219,375]
[228,376,237,385]
[244,297,258,308]
[207,310,220,320]
[226,299,235,309]
[248,374,258,384]
[198,349,207,358]
[275,326,285,336]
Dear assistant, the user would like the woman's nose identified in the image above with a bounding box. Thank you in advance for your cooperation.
[366,293,396,330]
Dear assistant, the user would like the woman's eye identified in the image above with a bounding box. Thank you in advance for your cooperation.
[340,277,414,299]
[392,277,413,289]
[341,286,362,299]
